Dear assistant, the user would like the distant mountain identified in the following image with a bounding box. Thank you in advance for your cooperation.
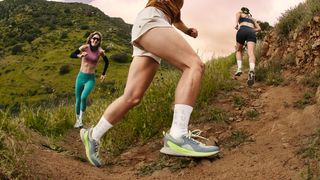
[0,0,132,110]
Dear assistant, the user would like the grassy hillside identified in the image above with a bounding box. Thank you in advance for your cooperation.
[0,0,132,111]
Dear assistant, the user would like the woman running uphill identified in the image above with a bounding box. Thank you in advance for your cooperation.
[234,7,261,87]
[70,31,109,128]
[80,0,219,167]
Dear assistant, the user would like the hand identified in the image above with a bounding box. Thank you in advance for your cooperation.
[100,75,106,82]
[186,28,198,38]
[78,52,87,58]
[235,24,239,30]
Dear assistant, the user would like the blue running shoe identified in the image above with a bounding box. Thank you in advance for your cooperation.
[160,130,220,157]
[80,128,101,167]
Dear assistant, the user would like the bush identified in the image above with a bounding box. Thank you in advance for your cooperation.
[59,65,71,75]
[11,44,23,55]
[80,25,89,30]
[276,0,320,39]
[60,31,68,39]
[110,53,129,63]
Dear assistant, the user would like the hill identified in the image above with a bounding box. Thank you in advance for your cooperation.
[1,0,320,179]
[0,0,132,110]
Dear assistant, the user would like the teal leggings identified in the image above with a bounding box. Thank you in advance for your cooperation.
[75,72,96,115]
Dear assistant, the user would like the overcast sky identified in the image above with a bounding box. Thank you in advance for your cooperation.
[49,0,305,60]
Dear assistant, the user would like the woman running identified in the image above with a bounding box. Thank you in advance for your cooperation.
[234,7,261,87]
[80,0,219,167]
[70,31,109,128]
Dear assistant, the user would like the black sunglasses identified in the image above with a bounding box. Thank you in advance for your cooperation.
[92,37,100,41]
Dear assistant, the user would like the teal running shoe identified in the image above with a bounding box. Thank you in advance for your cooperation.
[80,128,101,167]
[160,130,220,157]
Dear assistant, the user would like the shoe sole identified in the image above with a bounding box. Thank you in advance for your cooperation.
[80,129,101,167]
[160,146,219,157]
[74,124,83,129]
[234,72,242,77]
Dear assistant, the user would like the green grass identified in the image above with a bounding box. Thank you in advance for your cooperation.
[198,104,228,123]
[0,0,132,110]
[276,0,320,39]
[293,92,315,109]
[298,129,320,179]
[223,130,251,149]
[255,59,284,86]
[233,95,246,108]
[0,110,27,179]
[245,108,259,119]
[301,70,320,88]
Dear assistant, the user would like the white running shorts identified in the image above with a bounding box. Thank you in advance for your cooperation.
[131,7,172,64]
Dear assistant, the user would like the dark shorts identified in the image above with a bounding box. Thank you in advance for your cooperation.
[236,26,257,45]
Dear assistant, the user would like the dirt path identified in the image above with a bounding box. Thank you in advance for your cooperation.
[24,69,320,179]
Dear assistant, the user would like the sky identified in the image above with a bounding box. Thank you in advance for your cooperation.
[48,0,305,60]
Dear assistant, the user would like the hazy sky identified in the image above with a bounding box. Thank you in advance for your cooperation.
[50,0,305,60]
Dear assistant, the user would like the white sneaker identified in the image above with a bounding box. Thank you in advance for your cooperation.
[74,119,83,128]
[234,69,242,76]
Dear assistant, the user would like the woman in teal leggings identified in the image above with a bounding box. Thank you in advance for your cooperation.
[70,31,109,128]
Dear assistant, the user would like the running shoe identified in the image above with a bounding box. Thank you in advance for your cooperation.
[247,71,255,87]
[74,119,83,128]
[80,128,102,167]
[160,130,220,157]
[234,69,242,76]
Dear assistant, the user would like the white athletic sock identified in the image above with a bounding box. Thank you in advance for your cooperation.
[249,62,255,72]
[91,116,113,141]
[76,114,80,121]
[237,60,242,71]
[79,111,84,121]
[169,104,193,139]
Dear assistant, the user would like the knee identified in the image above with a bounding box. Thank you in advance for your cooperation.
[123,95,142,107]
[80,96,87,103]
[190,56,205,75]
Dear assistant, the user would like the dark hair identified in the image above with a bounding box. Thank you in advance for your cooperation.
[241,7,251,16]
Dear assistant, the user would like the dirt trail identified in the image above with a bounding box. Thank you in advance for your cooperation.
[24,69,320,179]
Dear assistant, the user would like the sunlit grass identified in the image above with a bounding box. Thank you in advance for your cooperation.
[0,110,27,179]
[276,0,320,39]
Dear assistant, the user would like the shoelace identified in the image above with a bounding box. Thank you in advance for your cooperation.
[93,140,99,154]
[186,129,209,145]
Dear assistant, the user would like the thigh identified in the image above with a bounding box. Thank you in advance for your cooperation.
[75,75,85,96]
[247,42,256,54]
[135,28,200,70]
[236,42,244,52]
[124,56,159,98]
[82,78,95,98]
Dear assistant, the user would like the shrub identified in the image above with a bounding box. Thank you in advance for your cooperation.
[80,25,89,30]
[11,44,23,55]
[110,53,129,63]
[276,0,320,39]
[255,60,284,85]
[59,65,71,75]
[60,31,68,39]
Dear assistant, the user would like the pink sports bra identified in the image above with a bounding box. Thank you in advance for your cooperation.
[83,47,99,64]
